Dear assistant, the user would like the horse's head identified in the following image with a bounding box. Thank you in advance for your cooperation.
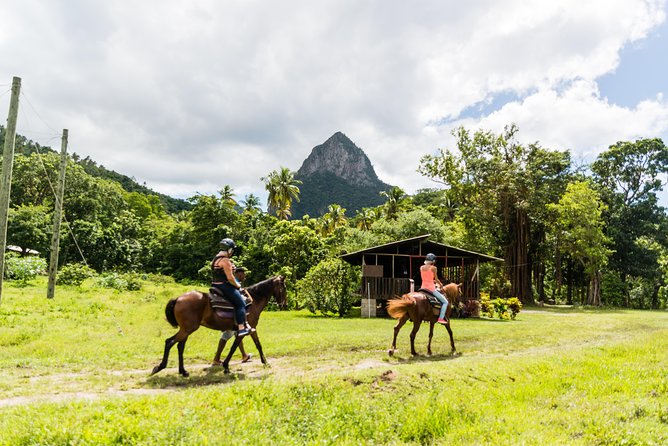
[273,275,288,309]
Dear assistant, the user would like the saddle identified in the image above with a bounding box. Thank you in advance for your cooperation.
[209,287,253,312]
[417,288,443,308]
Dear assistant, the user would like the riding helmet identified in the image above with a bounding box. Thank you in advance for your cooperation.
[425,253,437,262]
[219,238,236,250]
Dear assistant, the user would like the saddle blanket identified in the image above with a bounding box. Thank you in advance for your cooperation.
[209,288,253,311]
[418,288,442,308]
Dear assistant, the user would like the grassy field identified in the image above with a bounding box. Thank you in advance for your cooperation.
[0,277,666,445]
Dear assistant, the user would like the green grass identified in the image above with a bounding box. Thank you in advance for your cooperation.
[0,277,667,445]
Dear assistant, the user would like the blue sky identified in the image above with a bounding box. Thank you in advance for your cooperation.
[1,0,667,207]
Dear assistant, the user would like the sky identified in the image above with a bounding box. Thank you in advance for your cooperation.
[1,0,668,208]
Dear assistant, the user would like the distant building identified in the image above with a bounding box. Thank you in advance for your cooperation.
[340,234,502,317]
[6,245,40,256]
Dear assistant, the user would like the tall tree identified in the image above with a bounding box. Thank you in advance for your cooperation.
[591,138,668,306]
[262,167,302,220]
[419,125,571,303]
[547,181,612,305]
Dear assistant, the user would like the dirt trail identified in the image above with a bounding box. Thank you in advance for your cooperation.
[0,330,646,408]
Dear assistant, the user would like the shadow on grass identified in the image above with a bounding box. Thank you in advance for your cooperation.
[391,351,463,363]
[144,363,265,389]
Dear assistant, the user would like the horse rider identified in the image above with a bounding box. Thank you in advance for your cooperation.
[211,238,250,337]
[420,253,449,324]
[213,266,252,365]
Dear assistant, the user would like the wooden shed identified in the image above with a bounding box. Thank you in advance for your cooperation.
[340,234,503,317]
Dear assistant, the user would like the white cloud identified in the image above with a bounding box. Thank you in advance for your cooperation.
[0,0,666,203]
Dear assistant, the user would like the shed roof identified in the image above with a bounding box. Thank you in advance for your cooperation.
[340,234,503,264]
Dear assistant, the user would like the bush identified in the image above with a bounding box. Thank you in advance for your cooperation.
[459,300,481,318]
[295,258,360,317]
[3,253,47,285]
[97,272,143,291]
[492,298,509,320]
[480,292,493,318]
[507,297,523,319]
[57,263,97,286]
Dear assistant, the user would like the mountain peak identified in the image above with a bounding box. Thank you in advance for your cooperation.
[291,132,393,218]
[297,132,381,185]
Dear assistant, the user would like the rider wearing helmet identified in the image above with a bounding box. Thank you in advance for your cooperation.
[211,238,250,337]
[420,253,449,324]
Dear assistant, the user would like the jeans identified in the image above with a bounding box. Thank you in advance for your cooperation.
[432,289,449,320]
[212,282,246,325]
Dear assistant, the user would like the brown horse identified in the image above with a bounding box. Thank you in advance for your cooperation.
[387,282,461,357]
[151,275,287,376]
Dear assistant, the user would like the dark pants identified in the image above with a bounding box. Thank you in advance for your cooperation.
[212,282,246,326]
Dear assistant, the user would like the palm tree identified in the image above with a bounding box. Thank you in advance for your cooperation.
[218,185,237,207]
[320,204,347,235]
[262,167,302,220]
[241,194,262,214]
[380,186,406,220]
[355,207,377,230]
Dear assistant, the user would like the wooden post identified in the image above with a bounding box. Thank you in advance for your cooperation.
[47,129,68,299]
[0,76,21,305]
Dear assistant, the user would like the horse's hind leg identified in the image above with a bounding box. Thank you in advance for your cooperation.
[151,334,178,375]
[177,339,189,377]
[388,314,409,357]
[409,320,420,356]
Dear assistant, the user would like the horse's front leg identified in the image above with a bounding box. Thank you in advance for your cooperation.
[427,321,435,356]
[409,321,420,356]
[222,336,242,374]
[444,322,456,353]
[247,331,267,366]
[388,314,408,356]
[151,334,178,375]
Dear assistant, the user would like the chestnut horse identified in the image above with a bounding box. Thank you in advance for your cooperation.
[151,275,287,376]
[387,283,461,357]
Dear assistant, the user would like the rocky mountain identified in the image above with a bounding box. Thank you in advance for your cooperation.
[291,132,393,218]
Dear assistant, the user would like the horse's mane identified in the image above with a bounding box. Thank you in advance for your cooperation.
[245,276,278,298]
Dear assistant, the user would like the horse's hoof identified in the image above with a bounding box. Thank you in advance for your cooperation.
[388,349,394,357]
[224,367,231,375]
[180,370,189,377]
[150,366,162,375]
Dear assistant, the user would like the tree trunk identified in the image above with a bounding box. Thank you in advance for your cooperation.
[587,271,602,306]
[505,208,533,304]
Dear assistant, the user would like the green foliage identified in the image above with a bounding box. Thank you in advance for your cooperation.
[7,204,51,254]
[506,297,523,319]
[296,257,361,316]
[263,167,302,220]
[57,263,97,286]
[479,292,522,320]
[96,272,143,291]
[3,253,46,284]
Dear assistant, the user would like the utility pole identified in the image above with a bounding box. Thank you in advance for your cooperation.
[47,129,68,299]
[0,76,21,305]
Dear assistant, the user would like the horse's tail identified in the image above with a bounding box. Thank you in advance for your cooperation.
[165,298,179,328]
[387,294,417,319]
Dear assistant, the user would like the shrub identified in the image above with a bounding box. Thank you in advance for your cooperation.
[480,292,494,318]
[97,272,143,291]
[459,299,481,318]
[507,297,523,319]
[57,263,97,286]
[3,253,47,285]
[492,298,509,320]
[295,258,360,317]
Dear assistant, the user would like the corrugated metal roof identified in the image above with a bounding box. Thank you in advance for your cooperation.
[340,233,503,264]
